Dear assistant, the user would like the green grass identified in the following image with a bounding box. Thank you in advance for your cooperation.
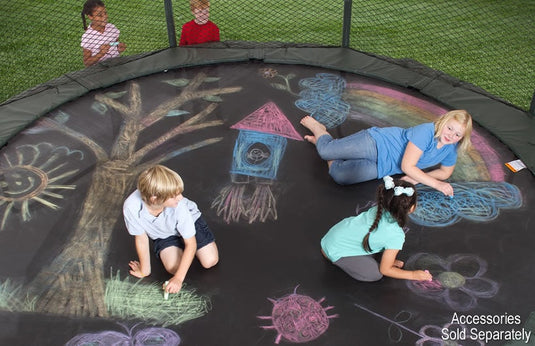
[1,0,533,109]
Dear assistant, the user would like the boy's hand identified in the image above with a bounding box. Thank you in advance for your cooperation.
[118,42,126,53]
[128,260,146,278]
[164,277,184,294]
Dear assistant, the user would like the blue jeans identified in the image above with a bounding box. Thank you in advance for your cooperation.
[315,130,378,185]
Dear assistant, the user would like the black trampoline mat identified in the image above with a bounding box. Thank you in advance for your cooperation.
[0,61,534,346]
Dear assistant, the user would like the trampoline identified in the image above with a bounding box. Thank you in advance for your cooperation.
[0,46,534,346]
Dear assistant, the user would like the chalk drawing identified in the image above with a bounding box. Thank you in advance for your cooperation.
[105,271,210,326]
[353,302,484,345]
[295,73,350,128]
[354,303,423,343]
[0,142,82,230]
[259,68,299,96]
[212,102,302,223]
[258,286,337,344]
[0,72,241,319]
[405,253,499,311]
[409,182,522,227]
[65,323,181,346]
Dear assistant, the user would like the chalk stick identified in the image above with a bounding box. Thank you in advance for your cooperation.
[164,281,169,300]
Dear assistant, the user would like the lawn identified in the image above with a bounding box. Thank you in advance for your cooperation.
[0,0,533,109]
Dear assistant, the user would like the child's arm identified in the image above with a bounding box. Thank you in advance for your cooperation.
[165,235,197,294]
[379,249,432,281]
[83,46,110,67]
[129,233,151,278]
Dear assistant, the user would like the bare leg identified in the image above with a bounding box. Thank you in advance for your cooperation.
[300,116,329,145]
[196,242,219,269]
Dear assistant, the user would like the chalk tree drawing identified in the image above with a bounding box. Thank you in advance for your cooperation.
[0,142,83,230]
[405,253,499,311]
[0,72,241,318]
[65,323,181,346]
[294,73,350,128]
[212,102,302,223]
[258,286,338,344]
[409,182,522,227]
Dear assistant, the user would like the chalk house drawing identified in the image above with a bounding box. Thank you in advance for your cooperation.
[405,253,499,311]
[212,101,303,223]
[0,72,242,320]
[258,286,338,344]
[0,142,83,230]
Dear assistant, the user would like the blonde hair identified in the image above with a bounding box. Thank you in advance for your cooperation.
[434,109,473,153]
[137,165,184,205]
[190,0,210,11]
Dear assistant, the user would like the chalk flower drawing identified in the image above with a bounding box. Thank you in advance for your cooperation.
[259,67,278,79]
[417,323,484,345]
[0,142,82,230]
[406,253,499,311]
[258,286,338,344]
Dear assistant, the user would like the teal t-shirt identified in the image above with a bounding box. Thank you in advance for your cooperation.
[368,122,458,178]
[321,206,405,262]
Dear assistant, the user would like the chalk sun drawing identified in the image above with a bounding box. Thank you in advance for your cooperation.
[0,142,83,230]
[65,323,181,346]
[295,73,350,129]
[258,286,338,344]
[409,181,522,227]
[212,102,302,223]
[405,253,499,311]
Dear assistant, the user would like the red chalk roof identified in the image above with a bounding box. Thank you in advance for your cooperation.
[231,102,303,141]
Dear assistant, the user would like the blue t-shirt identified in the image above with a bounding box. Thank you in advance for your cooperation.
[321,206,405,262]
[123,190,200,240]
[368,122,458,178]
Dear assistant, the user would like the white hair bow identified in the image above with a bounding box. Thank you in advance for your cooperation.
[383,176,395,190]
[394,186,415,197]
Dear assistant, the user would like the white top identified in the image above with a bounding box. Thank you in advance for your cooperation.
[81,23,120,61]
[123,190,200,240]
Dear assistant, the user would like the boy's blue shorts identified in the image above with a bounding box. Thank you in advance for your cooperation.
[153,216,215,258]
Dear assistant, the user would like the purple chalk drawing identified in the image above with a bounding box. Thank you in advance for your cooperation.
[64,323,181,346]
[258,286,338,344]
[405,253,499,311]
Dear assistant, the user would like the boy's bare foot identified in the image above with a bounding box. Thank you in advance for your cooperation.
[300,116,329,139]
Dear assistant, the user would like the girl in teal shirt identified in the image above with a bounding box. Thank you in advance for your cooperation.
[321,176,432,282]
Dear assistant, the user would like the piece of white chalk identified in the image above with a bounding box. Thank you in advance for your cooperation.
[109,41,119,46]
[164,281,169,300]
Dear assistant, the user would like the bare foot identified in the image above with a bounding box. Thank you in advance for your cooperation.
[300,116,329,139]
[304,134,317,145]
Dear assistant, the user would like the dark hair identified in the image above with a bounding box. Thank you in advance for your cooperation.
[81,0,105,30]
[362,179,417,252]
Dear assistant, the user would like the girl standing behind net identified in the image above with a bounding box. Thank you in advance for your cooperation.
[81,0,126,67]
[321,176,432,282]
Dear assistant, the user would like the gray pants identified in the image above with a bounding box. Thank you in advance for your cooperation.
[333,254,383,282]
